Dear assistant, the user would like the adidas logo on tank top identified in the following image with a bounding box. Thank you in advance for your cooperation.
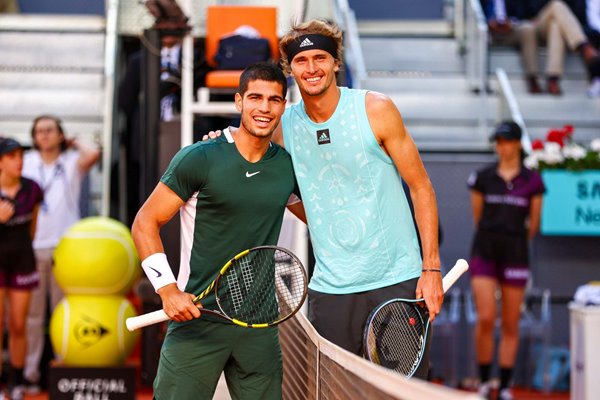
[316,129,331,145]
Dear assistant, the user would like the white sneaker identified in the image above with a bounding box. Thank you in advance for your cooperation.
[10,385,25,400]
[478,381,492,399]
[498,388,514,400]
[587,78,600,97]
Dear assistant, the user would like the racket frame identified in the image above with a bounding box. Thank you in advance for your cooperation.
[362,259,469,377]
[126,246,308,331]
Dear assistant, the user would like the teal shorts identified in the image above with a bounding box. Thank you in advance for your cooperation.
[153,319,282,400]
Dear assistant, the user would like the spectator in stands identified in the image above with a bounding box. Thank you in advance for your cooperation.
[118,32,214,226]
[467,121,545,400]
[584,0,600,95]
[21,115,100,393]
[0,137,43,400]
[482,0,600,95]
[118,33,183,227]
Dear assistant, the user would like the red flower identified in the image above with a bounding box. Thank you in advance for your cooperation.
[546,129,565,147]
[532,139,545,150]
[563,124,574,134]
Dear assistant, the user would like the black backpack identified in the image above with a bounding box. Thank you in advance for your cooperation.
[214,35,271,70]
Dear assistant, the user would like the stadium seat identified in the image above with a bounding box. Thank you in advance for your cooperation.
[196,5,278,112]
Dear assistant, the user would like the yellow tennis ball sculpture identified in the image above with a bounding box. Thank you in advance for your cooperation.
[50,295,139,367]
[54,217,140,295]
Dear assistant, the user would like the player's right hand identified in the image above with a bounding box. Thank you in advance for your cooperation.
[157,283,201,322]
[201,130,223,141]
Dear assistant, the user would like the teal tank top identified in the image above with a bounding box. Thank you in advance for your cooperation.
[282,87,422,294]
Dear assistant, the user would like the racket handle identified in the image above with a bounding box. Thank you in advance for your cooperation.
[126,309,169,331]
[442,259,469,293]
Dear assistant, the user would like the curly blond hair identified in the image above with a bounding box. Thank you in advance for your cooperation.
[279,19,343,74]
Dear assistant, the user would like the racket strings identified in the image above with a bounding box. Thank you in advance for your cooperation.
[273,252,306,317]
[218,248,307,324]
[225,257,255,314]
[225,270,244,314]
[367,302,425,376]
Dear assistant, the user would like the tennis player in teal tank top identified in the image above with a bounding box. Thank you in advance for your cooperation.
[132,63,305,400]
[277,20,444,379]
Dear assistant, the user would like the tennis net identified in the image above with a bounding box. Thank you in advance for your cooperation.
[279,311,482,400]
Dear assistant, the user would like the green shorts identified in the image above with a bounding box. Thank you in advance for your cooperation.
[153,319,282,400]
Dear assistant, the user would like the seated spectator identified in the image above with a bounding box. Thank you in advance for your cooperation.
[481,0,600,95]
[585,0,600,95]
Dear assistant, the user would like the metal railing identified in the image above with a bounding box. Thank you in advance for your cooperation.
[454,0,466,54]
[459,0,492,141]
[333,0,367,88]
[464,0,488,93]
[101,0,120,216]
[495,68,532,153]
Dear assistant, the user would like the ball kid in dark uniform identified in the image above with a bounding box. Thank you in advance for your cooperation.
[467,121,545,400]
[131,62,305,400]
[0,137,43,399]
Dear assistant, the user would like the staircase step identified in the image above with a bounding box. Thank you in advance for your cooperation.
[361,37,463,73]
[0,32,105,70]
[0,89,104,118]
[388,93,495,123]
[0,71,104,90]
[407,124,492,151]
[489,46,588,78]
[363,74,471,94]
[0,15,107,148]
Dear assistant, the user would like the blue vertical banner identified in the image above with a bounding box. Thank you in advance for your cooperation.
[541,170,600,235]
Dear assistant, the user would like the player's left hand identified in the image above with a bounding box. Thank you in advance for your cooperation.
[201,130,223,141]
[416,269,444,322]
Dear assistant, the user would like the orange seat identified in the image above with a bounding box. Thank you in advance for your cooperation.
[204,5,278,89]
[205,70,243,89]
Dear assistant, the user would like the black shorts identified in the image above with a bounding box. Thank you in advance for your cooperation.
[0,240,39,289]
[470,229,529,287]
[308,278,431,379]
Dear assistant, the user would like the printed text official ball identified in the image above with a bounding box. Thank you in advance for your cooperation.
[54,217,140,295]
[50,295,139,367]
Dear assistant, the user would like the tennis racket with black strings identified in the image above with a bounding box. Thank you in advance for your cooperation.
[363,259,469,377]
[126,246,308,331]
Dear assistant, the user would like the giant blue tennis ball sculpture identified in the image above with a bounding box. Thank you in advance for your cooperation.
[53,217,140,295]
[50,295,139,366]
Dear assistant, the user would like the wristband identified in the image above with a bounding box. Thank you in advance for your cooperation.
[141,253,177,292]
[422,269,441,273]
